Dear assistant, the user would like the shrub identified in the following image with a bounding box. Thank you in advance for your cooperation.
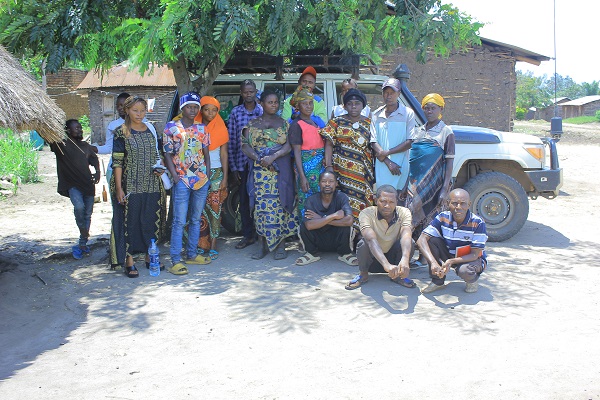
[79,115,91,135]
[596,109,600,121]
[515,107,527,120]
[0,129,40,193]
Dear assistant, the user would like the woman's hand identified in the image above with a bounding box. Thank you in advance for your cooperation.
[219,178,228,191]
[300,176,309,193]
[116,187,126,204]
[438,188,449,207]
[260,155,274,168]
[153,168,165,176]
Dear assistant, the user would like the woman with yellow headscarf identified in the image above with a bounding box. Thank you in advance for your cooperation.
[406,93,455,264]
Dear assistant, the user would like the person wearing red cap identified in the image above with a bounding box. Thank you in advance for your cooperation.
[281,66,328,127]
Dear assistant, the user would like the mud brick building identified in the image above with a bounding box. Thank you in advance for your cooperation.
[45,68,89,120]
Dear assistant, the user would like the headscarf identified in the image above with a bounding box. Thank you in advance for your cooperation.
[290,85,314,108]
[343,88,367,108]
[421,93,445,108]
[194,96,228,151]
[180,92,201,109]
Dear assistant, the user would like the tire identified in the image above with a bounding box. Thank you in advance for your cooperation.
[461,171,529,242]
[221,184,242,235]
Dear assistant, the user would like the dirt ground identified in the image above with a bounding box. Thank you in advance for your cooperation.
[1,122,599,399]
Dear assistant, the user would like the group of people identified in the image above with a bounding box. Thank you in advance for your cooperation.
[53,65,488,292]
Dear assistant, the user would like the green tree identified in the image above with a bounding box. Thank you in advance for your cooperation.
[581,80,600,96]
[546,74,584,100]
[516,70,551,109]
[0,0,483,95]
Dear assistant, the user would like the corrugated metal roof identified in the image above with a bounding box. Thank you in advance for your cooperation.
[480,37,550,65]
[561,95,600,106]
[77,63,176,89]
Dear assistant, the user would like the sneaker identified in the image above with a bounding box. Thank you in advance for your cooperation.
[421,282,445,294]
[465,281,479,293]
[72,246,83,260]
[185,255,212,265]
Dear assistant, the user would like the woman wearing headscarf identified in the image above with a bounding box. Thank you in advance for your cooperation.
[407,93,455,261]
[288,86,325,215]
[111,96,167,277]
[322,88,375,231]
[196,96,229,259]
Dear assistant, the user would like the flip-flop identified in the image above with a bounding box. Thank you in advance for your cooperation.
[208,249,218,260]
[168,263,189,275]
[391,277,417,288]
[124,265,139,278]
[338,253,358,266]
[295,253,320,265]
[345,274,368,290]
[235,237,255,249]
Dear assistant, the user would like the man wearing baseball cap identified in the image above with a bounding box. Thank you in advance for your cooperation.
[370,77,416,203]
[281,66,328,127]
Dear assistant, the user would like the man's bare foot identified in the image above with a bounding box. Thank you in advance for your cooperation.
[251,237,269,259]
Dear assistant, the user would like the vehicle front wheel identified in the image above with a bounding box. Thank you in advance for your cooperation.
[461,171,529,242]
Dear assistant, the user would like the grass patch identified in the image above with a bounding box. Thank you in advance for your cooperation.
[563,116,598,124]
[0,128,40,193]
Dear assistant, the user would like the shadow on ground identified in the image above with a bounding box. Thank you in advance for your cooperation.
[2,215,597,381]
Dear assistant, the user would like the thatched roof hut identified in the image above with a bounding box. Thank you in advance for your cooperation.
[0,46,65,143]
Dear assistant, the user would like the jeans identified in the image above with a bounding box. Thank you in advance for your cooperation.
[68,187,94,247]
[170,179,209,264]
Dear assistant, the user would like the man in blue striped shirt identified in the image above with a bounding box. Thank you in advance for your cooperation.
[417,188,487,294]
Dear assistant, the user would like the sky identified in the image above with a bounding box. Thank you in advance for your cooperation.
[447,0,597,84]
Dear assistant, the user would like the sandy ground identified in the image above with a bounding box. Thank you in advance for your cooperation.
[1,125,599,399]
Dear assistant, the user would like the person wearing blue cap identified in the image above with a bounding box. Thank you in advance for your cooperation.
[163,92,212,275]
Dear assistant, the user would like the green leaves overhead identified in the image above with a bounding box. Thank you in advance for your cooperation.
[1,0,482,91]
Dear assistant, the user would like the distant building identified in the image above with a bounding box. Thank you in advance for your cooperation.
[76,64,176,144]
[560,95,600,119]
[46,68,89,120]
[534,97,571,121]
[379,37,549,131]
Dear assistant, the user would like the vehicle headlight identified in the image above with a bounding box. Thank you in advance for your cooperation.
[524,145,545,163]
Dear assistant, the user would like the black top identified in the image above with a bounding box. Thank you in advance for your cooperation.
[303,190,352,230]
[50,139,99,197]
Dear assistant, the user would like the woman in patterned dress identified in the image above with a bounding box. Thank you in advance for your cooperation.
[111,96,167,278]
[287,86,325,216]
[242,90,299,260]
[322,88,374,230]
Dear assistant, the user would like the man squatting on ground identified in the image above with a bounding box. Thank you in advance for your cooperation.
[417,188,488,294]
[345,184,416,290]
[50,119,100,259]
[295,171,357,266]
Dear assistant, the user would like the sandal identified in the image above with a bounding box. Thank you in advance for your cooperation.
[338,253,358,266]
[124,265,139,278]
[295,253,320,266]
[208,249,218,260]
[168,263,189,275]
[345,274,367,290]
[391,277,417,288]
[235,237,255,249]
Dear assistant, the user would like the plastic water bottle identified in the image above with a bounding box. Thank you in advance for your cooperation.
[148,239,160,277]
